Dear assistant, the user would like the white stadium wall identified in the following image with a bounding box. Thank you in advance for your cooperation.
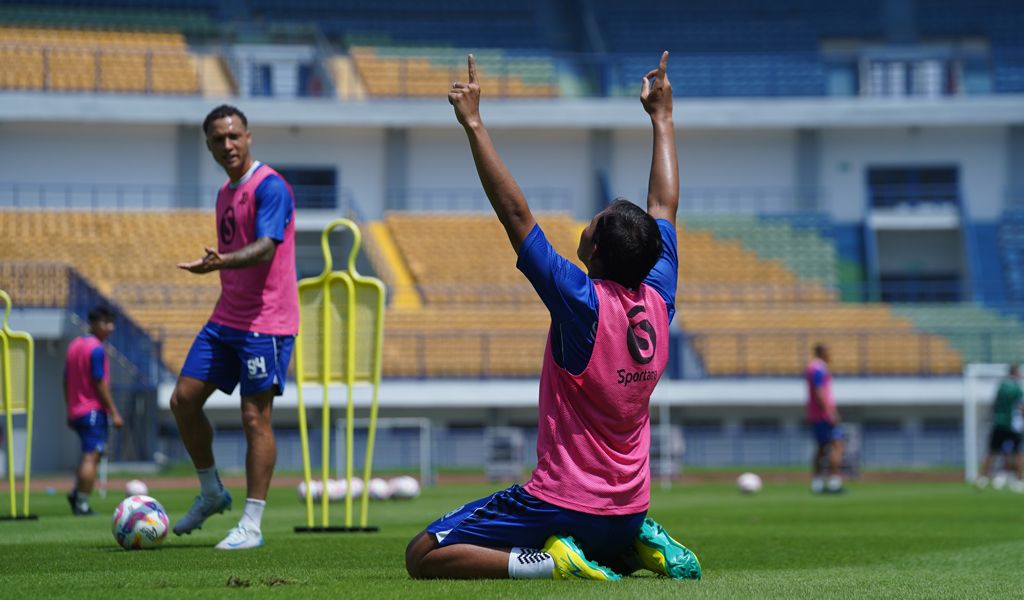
[612,129,799,211]
[408,127,591,214]
[819,126,1008,222]
[0,122,178,189]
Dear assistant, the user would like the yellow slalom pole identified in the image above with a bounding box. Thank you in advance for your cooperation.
[295,327,314,528]
[1,329,15,518]
[320,279,332,528]
[343,275,356,529]
[359,283,385,528]
[20,334,33,517]
[1,289,17,518]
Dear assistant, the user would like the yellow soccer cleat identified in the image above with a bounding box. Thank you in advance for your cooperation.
[542,535,622,581]
[632,517,702,580]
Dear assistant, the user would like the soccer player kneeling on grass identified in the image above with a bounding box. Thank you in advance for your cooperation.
[405,52,700,581]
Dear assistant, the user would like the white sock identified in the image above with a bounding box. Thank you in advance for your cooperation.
[197,466,223,498]
[508,547,554,579]
[827,475,843,491]
[240,498,266,532]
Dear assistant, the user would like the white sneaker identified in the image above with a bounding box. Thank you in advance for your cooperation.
[1010,479,1024,494]
[215,524,264,550]
[173,490,233,536]
[974,476,990,489]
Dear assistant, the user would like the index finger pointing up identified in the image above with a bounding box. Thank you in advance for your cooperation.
[468,53,477,83]
[658,50,669,77]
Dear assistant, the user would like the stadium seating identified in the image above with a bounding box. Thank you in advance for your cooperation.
[675,218,962,375]
[891,304,1024,365]
[0,210,218,372]
[247,0,546,50]
[0,25,200,94]
[0,3,220,38]
[999,209,1024,303]
[384,212,582,305]
[350,47,558,99]
[371,211,969,377]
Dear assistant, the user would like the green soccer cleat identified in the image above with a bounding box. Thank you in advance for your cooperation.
[543,535,622,581]
[632,517,702,580]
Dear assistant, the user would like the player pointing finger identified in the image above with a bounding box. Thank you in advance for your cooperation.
[448,54,481,128]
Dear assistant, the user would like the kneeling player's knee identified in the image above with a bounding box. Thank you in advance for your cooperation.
[405,532,431,579]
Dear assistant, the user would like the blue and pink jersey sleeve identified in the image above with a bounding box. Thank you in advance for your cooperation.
[254,174,292,242]
[516,218,678,375]
[89,346,105,381]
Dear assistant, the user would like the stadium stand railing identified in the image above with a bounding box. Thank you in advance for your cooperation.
[0,182,358,212]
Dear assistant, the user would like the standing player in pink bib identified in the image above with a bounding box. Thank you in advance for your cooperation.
[806,343,845,494]
[171,105,299,550]
[405,52,700,581]
[65,306,123,515]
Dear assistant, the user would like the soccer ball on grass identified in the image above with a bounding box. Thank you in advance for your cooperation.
[124,479,148,496]
[737,472,763,494]
[112,495,169,550]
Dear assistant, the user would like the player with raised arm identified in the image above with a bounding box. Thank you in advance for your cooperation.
[405,52,700,581]
[170,105,299,550]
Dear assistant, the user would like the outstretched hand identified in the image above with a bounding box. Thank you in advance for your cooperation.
[177,246,224,274]
[448,54,482,128]
[641,51,672,120]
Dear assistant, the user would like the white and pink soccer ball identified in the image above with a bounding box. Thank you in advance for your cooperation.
[297,479,324,501]
[737,472,763,494]
[388,476,421,499]
[124,479,149,497]
[112,495,169,550]
[367,477,391,500]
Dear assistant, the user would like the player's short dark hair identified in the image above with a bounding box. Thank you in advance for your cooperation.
[592,198,663,289]
[202,104,248,135]
[814,343,828,357]
[88,306,115,324]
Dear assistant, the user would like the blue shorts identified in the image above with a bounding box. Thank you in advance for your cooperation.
[70,410,108,454]
[811,421,844,446]
[426,484,646,570]
[181,322,295,396]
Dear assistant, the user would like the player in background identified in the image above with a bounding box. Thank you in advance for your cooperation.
[405,52,700,581]
[171,105,299,550]
[64,306,123,515]
[806,343,844,494]
[975,364,1023,492]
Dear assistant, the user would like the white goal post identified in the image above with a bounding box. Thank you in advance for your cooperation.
[963,363,1017,483]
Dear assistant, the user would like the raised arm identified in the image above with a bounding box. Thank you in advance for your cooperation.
[448,54,537,251]
[640,51,678,226]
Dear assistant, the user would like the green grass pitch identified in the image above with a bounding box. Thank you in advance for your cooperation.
[1,479,1022,598]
